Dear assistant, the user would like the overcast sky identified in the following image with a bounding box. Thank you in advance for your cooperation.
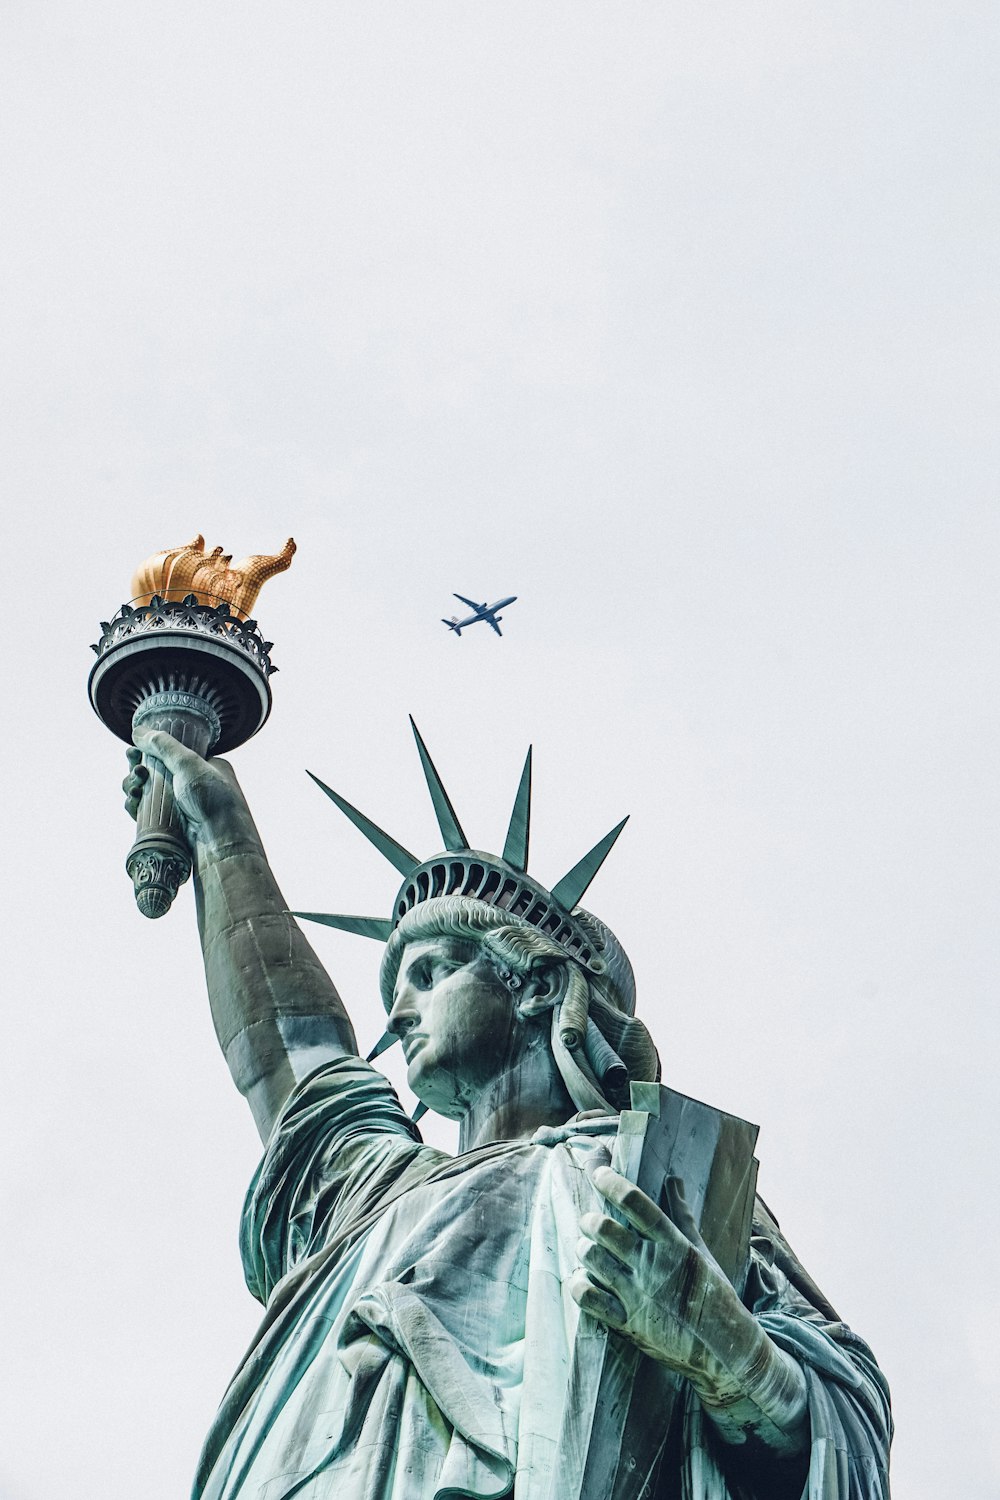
[1,4,997,1497]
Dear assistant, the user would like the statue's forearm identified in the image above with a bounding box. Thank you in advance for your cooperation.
[193,805,357,1140]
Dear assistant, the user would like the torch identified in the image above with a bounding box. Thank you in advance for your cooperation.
[88,534,295,918]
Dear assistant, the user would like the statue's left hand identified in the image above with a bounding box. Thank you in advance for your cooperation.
[570,1165,808,1453]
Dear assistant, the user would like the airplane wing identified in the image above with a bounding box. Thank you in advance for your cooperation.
[487,615,503,636]
[453,593,486,611]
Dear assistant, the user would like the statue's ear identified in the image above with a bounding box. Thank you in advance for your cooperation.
[517,961,568,1012]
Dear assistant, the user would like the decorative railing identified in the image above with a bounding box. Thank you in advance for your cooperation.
[91,595,278,676]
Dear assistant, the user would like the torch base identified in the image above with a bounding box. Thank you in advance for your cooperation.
[126,832,192,919]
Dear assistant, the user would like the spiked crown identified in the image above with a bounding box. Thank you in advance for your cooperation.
[295,718,630,996]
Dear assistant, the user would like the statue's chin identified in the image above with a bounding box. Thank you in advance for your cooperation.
[405,1043,483,1121]
[407,1068,464,1122]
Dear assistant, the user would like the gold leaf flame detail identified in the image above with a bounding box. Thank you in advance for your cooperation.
[131,535,296,618]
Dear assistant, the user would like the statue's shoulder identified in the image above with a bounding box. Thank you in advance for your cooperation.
[268,1053,425,1155]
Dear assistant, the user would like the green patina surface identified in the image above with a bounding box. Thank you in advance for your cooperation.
[118,722,891,1499]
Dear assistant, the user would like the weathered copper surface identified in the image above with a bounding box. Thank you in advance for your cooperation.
[105,699,892,1496]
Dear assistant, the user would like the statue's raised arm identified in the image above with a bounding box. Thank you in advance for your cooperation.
[125,731,357,1138]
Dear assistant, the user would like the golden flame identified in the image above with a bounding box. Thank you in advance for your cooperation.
[131,534,296,618]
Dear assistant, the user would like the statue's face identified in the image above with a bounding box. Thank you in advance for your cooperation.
[387,935,527,1118]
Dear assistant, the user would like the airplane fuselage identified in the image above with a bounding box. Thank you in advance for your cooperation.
[442,593,518,637]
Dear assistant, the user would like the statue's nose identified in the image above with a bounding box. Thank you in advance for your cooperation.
[387,989,419,1037]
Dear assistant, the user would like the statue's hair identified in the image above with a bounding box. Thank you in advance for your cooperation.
[380,895,660,1111]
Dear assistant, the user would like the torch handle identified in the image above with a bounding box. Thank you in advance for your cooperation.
[126,691,221,918]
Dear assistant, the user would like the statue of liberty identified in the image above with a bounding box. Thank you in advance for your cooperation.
[123,719,891,1500]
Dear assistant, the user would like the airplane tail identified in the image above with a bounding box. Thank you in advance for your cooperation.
[442,617,462,636]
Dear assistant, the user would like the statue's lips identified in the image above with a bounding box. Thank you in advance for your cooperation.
[401,1033,428,1064]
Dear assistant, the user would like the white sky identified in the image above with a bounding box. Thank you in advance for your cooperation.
[1,4,997,1496]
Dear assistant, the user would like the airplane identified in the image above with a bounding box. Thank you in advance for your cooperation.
[442,593,517,637]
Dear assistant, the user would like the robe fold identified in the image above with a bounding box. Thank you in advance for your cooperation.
[193,1058,891,1500]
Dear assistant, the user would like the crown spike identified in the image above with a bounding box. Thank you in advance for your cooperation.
[411,1100,429,1123]
[550,816,629,912]
[366,1030,400,1062]
[293,911,394,941]
[306,770,419,876]
[409,717,469,850]
[502,746,532,871]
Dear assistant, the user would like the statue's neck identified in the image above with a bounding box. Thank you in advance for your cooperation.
[457,1047,574,1153]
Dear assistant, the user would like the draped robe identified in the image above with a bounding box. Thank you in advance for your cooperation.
[194,1058,891,1500]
